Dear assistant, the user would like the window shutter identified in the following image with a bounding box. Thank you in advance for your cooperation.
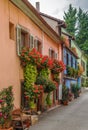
[25,33,29,47]
[68,53,70,66]
[49,48,52,58]
[29,35,34,49]
[53,51,55,59]
[16,25,21,56]
[34,38,38,50]
[55,53,58,59]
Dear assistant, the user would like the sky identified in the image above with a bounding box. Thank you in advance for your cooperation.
[28,0,88,20]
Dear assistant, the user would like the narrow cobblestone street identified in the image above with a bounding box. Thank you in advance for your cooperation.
[30,89,88,130]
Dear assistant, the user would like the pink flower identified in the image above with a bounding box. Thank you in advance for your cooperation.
[0,99,3,103]
[4,115,7,119]
[0,112,3,117]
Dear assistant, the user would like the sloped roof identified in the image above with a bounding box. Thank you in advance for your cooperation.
[40,12,66,28]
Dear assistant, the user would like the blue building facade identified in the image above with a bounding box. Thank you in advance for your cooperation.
[63,46,78,89]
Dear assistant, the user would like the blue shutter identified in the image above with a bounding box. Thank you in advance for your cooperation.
[63,49,66,74]
[73,57,75,68]
[63,49,66,64]
[68,53,70,66]
[75,59,77,69]
[69,54,71,67]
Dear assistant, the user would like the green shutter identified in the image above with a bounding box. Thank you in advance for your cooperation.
[16,25,21,56]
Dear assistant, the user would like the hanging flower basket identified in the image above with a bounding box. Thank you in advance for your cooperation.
[51,59,66,74]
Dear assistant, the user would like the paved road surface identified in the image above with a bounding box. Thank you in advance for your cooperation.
[30,89,88,130]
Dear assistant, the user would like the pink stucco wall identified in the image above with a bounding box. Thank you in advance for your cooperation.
[0,0,61,107]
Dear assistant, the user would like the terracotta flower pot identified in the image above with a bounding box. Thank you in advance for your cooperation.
[0,127,13,130]
[63,101,68,105]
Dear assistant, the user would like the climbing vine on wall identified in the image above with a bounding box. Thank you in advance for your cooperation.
[24,63,37,89]
[38,68,50,78]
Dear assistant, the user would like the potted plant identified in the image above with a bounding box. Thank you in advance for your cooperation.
[62,85,69,105]
[0,86,14,130]
[68,89,74,101]
[71,84,80,98]
[35,76,56,108]
[46,93,52,107]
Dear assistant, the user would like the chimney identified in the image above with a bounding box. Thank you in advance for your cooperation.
[36,2,40,12]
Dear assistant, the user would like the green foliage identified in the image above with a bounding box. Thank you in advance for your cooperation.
[76,8,88,54]
[62,85,69,102]
[71,84,80,98]
[60,36,66,42]
[24,63,37,89]
[66,66,78,78]
[46,93,52,106]
[35,76,48,88]
[44,80,56,93]
[29,100,36,109]
[85,80,88,87]
[39,68,50,78]
[82,80,88,87]
[53,74,60,83]
[25,87,35,101]
[25,84,43,101]
[87,61,88,77]
[64,5,88,54]
[35,76,56,93]
[64,4,77,36]
[66,66,72,76]
[0,86,14,128]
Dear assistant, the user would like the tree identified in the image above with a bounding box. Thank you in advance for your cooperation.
[64,6,88,76]
[87,60,88,76]
[64,4,77,36]
[76,8,88,54]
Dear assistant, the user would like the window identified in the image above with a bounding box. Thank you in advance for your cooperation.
[75,60,77,69]
[29,35,34,49]
[34,38,42,53]
[71,56,73,67]
[21,31,29,48]
[49,48,57,59]
[21,81,29,109]
[16,25,42,56]
[66,53,69,65]
[9,22,14,40]
[55,53,58,59]
[16,25,29,55]
[29,36,42,53]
